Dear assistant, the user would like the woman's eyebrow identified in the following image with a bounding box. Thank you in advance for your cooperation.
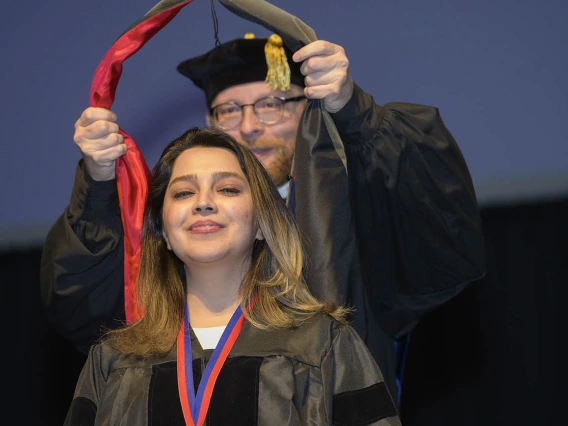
[211,171,246,183]
[168,171,245,187]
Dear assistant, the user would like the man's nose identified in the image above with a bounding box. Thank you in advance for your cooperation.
[239,105,264,144]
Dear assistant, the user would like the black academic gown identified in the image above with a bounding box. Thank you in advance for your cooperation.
[64,315,401,426]
[41,84,486,399]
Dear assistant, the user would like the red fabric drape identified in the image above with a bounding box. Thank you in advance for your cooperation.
[89,0,193,323]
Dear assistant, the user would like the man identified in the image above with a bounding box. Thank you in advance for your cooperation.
[41,35,485,403]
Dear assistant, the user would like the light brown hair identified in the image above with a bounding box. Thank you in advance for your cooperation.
[106,127,349,356]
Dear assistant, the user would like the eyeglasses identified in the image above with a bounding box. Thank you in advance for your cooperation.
[209,95,306,130]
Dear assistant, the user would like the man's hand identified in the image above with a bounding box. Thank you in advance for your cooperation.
[292,40,354,113]
[74,107,127,181]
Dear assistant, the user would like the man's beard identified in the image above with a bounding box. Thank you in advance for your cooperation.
[259,146,294,187]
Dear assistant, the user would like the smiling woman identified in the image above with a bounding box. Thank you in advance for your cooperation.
[162,147,260,271]
[63,127,401,426]
[162,147,263,328]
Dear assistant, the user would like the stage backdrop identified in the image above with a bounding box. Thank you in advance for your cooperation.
[1,0,566,249]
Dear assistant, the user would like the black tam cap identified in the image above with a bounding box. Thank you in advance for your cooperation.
[177,33,305,107]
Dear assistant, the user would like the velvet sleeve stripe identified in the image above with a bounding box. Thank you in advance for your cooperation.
[64,397,97,426]
[332,382,398,426]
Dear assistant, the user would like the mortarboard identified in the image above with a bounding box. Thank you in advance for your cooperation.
[177,33,306,107]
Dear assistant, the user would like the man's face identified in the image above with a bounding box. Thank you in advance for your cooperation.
[209,81,306,187]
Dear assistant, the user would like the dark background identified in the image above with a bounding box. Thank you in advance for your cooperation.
[7,198,566,425]
[1,0,566,424]
[1,0,567,247]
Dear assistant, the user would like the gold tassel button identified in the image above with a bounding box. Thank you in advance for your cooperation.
[264,34,291,91]
[244,32,255,39]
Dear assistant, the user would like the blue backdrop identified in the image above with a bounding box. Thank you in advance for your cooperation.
[1,0,566,248]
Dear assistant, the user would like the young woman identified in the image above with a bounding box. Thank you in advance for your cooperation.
[64,127,401,426]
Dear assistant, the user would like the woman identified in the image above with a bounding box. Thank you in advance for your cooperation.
[64,127,401,426]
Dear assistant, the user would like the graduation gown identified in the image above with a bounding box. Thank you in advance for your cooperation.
[64,315,401,426]
[41,84,486,398]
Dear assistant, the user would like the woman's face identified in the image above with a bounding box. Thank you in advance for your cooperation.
[162,147,262,269]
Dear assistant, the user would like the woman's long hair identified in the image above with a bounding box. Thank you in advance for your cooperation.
[106,127,349,356]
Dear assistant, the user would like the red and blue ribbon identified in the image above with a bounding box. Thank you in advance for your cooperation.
[176,299,254,426]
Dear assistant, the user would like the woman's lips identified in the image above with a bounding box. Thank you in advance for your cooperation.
[189,220,223,234]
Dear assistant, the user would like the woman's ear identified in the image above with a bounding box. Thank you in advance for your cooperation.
[162,230,172,250]
[205,113,213,128]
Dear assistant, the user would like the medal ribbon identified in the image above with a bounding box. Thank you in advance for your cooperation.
[176,298,255,426]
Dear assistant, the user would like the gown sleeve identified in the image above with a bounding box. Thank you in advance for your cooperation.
[324,322,401,426]
[40,161,126,354]
[63,344,102,426]
[332,84,486,338]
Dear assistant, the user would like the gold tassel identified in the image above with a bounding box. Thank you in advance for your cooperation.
[264,34,291,91]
